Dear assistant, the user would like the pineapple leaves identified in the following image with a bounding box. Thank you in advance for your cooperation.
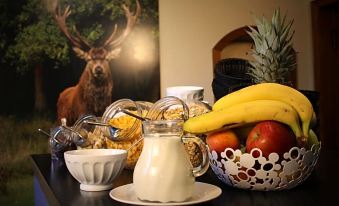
[247,8,296,84]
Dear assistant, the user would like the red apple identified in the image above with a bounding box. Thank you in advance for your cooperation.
[206,129,240,153]
[246,121,296,158]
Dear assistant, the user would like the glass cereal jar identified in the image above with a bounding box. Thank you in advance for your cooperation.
[102,99,152,169]
[72,115,107,149]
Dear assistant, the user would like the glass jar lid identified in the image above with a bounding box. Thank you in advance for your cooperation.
[146,96,189,121]
[102,99,152,141]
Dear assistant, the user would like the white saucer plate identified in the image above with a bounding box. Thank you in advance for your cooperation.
[109,182,222,206]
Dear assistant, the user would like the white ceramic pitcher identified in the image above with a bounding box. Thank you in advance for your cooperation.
[133,119,209,203]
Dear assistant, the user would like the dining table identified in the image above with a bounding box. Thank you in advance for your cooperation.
[31,149,339,206]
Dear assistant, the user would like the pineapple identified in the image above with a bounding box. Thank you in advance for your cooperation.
[247,9,296,84]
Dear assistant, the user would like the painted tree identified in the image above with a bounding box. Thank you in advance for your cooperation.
[5,0,158,112]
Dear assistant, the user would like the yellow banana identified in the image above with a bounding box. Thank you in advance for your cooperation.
[310,111,317,128]
[306,129,319,149]
[212,83,313,138]
[184,99,303,142]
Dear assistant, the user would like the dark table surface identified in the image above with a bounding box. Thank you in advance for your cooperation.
[31,150,339,206]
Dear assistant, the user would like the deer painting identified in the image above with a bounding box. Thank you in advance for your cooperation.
[53,0,141,125]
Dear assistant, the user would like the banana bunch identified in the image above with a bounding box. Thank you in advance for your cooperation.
[183,83,314,146]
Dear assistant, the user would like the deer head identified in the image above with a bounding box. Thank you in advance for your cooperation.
[53,0,141,81]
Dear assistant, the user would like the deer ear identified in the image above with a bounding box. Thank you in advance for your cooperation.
[106,47,122,60]
[73,47,91,61]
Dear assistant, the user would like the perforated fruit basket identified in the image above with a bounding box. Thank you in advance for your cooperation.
[208,143,321,191]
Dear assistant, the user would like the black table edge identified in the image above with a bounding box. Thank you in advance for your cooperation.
[31,154,61,206]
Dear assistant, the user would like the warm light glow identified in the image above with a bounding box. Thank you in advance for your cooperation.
[131,28,155,64]
[134,45,148,62]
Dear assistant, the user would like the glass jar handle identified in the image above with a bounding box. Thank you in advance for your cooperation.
[182,135,209,177]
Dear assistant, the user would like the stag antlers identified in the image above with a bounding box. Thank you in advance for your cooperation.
[104,1,141,48]
[53,3,90,50]
[53,0,141,59]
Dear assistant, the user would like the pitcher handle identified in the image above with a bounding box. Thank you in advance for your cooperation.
[182,135,210,177]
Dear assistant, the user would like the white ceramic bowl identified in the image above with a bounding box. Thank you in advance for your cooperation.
[208,143,321,191]
[64,149,127,191]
